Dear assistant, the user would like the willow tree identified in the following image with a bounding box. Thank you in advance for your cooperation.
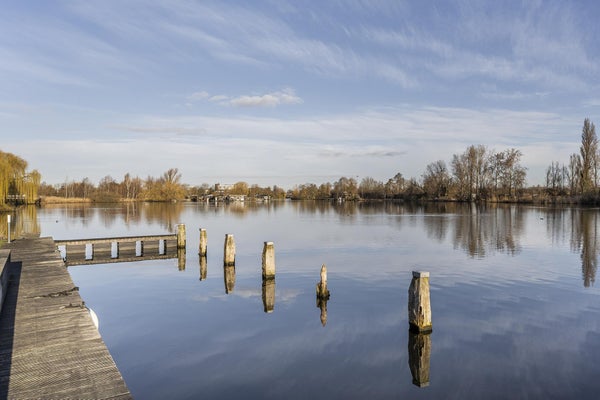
[0,150,39,205]
[23,170,41,202]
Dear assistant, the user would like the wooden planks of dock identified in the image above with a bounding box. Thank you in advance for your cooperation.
[0,237,132,399]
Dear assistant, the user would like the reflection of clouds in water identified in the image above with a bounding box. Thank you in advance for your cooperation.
[434,280,600,356]
[430,283,600,397]
[161,291,407,397]
[189,287,301,303]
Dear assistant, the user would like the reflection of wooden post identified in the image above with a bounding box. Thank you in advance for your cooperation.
[408,271,432,332]
[262,242,275,278]
[66,244,85,262]
[199,228,207,256]
[316,264,330,299]
[262,278,275,313]
[177,224,186,249]
[119,241,136,258]
[408,331,431,387]
[224,265,236,294]
[199,256,207,280]
[224,234,235,265]
[177,248,186,271]
[316,297,328,327]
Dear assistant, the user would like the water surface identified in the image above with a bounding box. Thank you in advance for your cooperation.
[22,202,600,399]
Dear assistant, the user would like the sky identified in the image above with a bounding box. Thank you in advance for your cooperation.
[1,0,599,188]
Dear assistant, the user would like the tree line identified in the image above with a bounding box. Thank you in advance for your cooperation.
[40,168,187,202]
[0,145,532,203]
[38,168,287,202]
[288,145,526,201]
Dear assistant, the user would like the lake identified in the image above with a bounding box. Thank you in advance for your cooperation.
[18,201,600,399]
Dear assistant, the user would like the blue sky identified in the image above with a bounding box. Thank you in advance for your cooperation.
[1,0,599,187]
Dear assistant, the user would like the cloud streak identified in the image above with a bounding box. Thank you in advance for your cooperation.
[187,88,303,108]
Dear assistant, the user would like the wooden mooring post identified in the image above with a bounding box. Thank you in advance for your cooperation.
[199,228,207,256]
[408,271,432,333]
[224,234,235,265]
[262,241,275,279]
[316,264,330,299]
[177,224,186,249]
[315,265,330,326]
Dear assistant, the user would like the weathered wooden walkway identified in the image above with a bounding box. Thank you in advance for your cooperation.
[0,237,132,399]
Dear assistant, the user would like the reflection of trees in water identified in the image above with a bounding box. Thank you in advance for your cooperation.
[544,208,600,287]
[569,209,599,287]
[123,202,141,226]
[1,205,41,239]
[89,202,185,232]
[544,208,571,248]
[447,204,523,258]
[57,204,94,228]
[414,203,523,257]
[140,202,184,232]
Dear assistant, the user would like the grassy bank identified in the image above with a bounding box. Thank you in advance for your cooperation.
[40,196,93,205]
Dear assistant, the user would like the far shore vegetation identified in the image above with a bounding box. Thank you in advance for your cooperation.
[2,118,600,209]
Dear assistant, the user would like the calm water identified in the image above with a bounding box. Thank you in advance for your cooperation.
[19,202,600,398]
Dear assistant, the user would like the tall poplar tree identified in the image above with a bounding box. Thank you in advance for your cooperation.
[579,118,597,194]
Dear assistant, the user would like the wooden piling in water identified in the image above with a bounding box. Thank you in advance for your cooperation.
[408,271,432,333]
[224,234,235,265]
[262,241,275,278]
[199,228,207,256]
[316,264,330,299]
[177,224,186,249]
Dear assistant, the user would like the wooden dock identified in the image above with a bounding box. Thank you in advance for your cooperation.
[0,237,132,399]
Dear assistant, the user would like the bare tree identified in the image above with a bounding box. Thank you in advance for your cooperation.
[385,173,405,198]
[359,177,385,199]
[568,153,581,196]
[546,161,566,195]
[451,145,488,200]
[422,160,451,198]
[162,168,182,185]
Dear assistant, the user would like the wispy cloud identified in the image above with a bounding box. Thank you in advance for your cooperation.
[187,89,303,108]
[319,149,406,158]
[188,91,209,101]
[229,89,303,108]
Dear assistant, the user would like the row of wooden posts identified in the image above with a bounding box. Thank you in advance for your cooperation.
[176,224,432,333]
[177,225,284,280]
